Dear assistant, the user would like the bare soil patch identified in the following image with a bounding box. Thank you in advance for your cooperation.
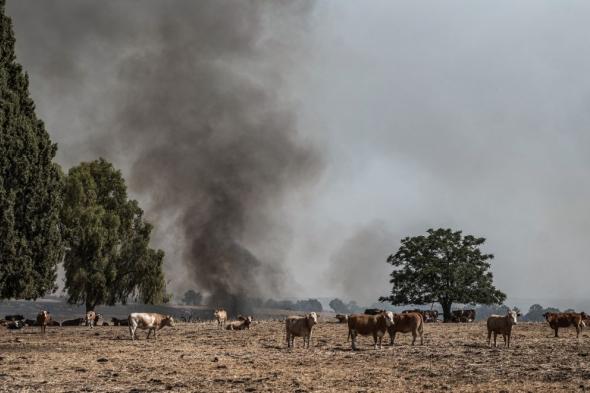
[1,321,589,392]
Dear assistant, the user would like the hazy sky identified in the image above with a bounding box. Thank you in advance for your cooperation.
[8,1,590,308]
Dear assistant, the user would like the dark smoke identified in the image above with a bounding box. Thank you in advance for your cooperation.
[8,1,320,314]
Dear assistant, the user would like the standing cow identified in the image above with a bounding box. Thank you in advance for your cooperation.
[214,309,227,329]
[286,312,318,348]
[348,311,394,350]
[543,312,586,338]
[36,311,51,335]
[128,313,175,340]
[487,310,519,348]
[86,311,96,328]
[388,312,424,346]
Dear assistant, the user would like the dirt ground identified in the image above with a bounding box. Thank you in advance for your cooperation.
[1,320,590,392]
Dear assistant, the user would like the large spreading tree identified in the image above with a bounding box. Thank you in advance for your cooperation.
[0,0,64,299]
[61,158,167,312]
[380,228,506,322]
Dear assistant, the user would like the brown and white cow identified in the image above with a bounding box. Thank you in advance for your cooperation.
[543,312,587,338]
[214,309,228,329]
[36,311,51,335]
[487,310,520,347]
[335,314,349,324]
[128,313,175,340]
[86,311,96,328]
[348,311,394,350]
[388,312,423,346]
[226,316,253,331]
[286,312,318,348]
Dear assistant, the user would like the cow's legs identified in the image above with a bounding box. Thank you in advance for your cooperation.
[554,327,559,338]
[146,329,152,339]
[129,325,135,341]
[493,332,497,347]
[411,330,417,346]
[153,328,157,340]
[372,333,378,350]
[378,336,383,350]
[576,325,581,338]
[351,331,357,351]
[502,334,507,347]
[507,333,511,348]
[487,329,492,346]
[390,331,396,346]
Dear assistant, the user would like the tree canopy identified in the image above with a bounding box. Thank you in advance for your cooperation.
[60,158,166,311]
[380,228,506,321]
[182,289,203,306]
[0,0,64,299]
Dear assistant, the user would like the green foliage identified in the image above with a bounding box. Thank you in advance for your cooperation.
[380,228,506,321]
[182,289,203,306]
[0,0,64,299]
[60,158,166,311]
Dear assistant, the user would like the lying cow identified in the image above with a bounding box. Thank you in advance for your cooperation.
[62,317,85,326]
[348,311,394,350]
[4,314,24,322]
[214,309,227,329]
[388,312,423,346]
[543,312,586,338]
[226,316,253,330]
[36,311,51,334]
[128,313,175,341]
[286,312,318,348]
[335,314,349,323]
[111,317,129,326]
[6,320,23,330]
[487,310,520,348]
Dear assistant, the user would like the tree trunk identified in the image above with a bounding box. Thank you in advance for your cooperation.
[441,301,452,322]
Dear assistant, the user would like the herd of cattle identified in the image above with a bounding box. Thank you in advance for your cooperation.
[1,308,589,350]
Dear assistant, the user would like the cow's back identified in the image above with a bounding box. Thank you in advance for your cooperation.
[392,312,422,333]
[348,314,381,335]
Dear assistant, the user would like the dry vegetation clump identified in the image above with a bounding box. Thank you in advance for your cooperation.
[1,320,590,392]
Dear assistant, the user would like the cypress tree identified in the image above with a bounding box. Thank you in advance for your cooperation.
[0,0,64,299]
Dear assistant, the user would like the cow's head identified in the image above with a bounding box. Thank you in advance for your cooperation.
[381,311,394,327]
[307,312,318,326]
[507,310,518,325]
[163,315,175,327]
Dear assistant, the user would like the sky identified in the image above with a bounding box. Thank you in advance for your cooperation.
[7,1,590,309]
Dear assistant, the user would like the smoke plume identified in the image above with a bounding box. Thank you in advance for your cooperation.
[8,1,320,313]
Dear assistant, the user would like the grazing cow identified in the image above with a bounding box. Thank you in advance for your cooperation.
[36,311,51,334]
[128,313,175,340]
[348,311,394,350]
[286,312,318,348]
[543,312,587,338]
[214,309,227,329]
[487,310,519,348]
[451,309,476,323]
[4,314,24,321]
[62,317,85,326]
[111,317,129,326]
[364,308,385,316]
[388,312,424,346]
[226,316,253,330]
[335,314,349,323]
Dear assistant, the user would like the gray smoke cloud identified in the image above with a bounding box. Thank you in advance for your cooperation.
[7,0,320,312]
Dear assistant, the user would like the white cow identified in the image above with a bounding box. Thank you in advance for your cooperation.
[128,313,175,341]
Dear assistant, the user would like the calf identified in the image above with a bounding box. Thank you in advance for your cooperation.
[226,316,252,330]
[128,313,175,341]
[214,309,227,329]
[544,312,586,338]
[388,312,424,346]
[286,312,318,348]
[487,310,519,347]
[36,311,51,335]
[348,311,394,350]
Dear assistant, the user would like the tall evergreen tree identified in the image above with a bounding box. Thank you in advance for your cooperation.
[0,0,64,299]
[61,158,167,312]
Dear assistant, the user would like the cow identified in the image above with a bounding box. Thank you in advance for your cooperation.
[388,312,424,346]
[286,312,318,349]
[128,313,175,341]
[111,317,129,326]
[214,309,227,329]
[348,311,394,350]
[24,318,37,326]
[226,316,253,330]
[6,320,23,330]
[364,308,385,315]
[451,309,476,323]
[86,311,97,328]
[543,312,587,338]
[36,311,51,334]
[4,315,24,322]
[335,314,349,323]
[487,310,519,348]
[62,317,85,326]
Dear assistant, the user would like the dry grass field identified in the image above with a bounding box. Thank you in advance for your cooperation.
[1,319,590,392]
